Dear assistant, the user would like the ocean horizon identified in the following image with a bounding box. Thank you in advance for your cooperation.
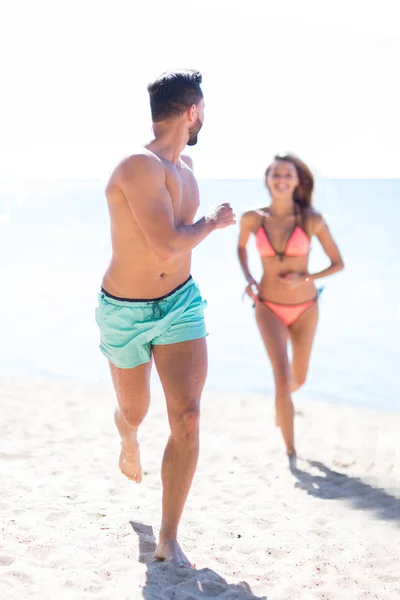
[1,177,399,412]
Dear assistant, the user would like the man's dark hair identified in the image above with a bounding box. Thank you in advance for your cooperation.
[147,69,203,122]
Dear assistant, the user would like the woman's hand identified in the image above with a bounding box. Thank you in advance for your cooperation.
[278,272,309,289]
[244,278,260,302]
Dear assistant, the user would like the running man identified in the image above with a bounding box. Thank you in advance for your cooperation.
[95,70,235,566]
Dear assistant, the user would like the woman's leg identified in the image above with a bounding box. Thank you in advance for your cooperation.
[254,302,295,455]
[289,302,319,392]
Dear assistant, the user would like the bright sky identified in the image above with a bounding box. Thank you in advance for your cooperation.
[1,0,399,179]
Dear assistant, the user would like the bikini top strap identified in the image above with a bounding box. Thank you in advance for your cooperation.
[295,202,303,229]
[294,202,299,224]
[256,208,267,226]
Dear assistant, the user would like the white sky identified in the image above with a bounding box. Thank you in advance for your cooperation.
[0,0,399,179]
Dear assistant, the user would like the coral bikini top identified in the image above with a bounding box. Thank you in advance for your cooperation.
[255,208,310,261]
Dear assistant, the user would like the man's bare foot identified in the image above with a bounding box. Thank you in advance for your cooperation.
[155,538,194,568]
[114,409,143,483]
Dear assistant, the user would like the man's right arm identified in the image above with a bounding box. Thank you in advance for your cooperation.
[118,154,234,261]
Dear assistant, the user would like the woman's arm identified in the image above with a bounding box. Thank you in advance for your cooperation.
[237,212,259,284]
[238,212,261,300]
[305,213,344,282]
[237,247,256,284]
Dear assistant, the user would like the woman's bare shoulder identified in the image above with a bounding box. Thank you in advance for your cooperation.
[240,207,266,227]
[303,206,327,234]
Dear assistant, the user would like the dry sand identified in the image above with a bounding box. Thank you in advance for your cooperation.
[1,375,399,599]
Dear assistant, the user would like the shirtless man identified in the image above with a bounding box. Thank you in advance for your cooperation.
[95,70,235,567]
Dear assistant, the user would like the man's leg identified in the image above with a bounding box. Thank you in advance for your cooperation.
[152,338,207,567]
[109,360,152,483]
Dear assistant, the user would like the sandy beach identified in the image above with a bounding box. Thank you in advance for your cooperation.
[1,375,399,600]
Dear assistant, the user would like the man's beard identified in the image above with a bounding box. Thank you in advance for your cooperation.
[187,118,203,146]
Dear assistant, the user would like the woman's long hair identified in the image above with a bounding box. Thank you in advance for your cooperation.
[266,153,314,211]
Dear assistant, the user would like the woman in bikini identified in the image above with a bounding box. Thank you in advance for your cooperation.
[238,153,344,459]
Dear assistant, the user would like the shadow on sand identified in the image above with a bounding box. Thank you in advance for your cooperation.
[290,459,400,524]
[130,521,266,600]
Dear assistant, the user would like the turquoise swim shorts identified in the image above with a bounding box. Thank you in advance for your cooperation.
[95,276,207,369]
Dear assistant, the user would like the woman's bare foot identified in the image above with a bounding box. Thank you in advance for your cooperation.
[114,409,143,483]
[155,538,194,568]
[287,449,297,469]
